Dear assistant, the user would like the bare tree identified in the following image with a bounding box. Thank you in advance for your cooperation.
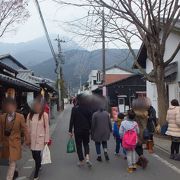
[0,0,29,37]
[53,0,180,124]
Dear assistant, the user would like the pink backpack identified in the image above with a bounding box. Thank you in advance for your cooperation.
[122,126,138,150]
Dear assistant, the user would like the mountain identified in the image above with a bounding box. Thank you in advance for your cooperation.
[30,49,137,90]
[0,36,137,90]
[0,34,83,66]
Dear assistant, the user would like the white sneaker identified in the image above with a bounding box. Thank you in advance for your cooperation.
[86,160,92,168]
[34,178,39,180]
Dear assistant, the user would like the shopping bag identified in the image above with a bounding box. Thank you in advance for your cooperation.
[67,138,76,153]
[41,145,52,165]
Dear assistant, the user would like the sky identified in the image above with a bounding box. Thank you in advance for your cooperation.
[1,1,85,42]
[0,0,141,50]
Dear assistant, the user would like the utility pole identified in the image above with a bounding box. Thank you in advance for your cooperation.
[80,75,82,92]
[34,0,62,110]
[102,9,106,96]
[55,35,65,110]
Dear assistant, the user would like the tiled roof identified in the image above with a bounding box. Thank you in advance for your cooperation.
[0,73,39,92]
[105,74,131,85]
[0,54,27,70]
[106,64,134,73]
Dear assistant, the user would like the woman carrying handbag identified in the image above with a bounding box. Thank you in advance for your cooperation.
[27,98,50,180]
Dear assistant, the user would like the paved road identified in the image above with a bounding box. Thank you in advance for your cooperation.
[36,105,180,180]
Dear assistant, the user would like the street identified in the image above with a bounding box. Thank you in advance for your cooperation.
[31,105,180,180]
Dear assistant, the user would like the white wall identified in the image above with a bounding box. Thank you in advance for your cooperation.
[146,30,180,115]
[169,83,179,103]
[88,70,99,91]
[163,31,180,81]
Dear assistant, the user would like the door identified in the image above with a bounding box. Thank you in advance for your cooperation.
[118,98,125,113]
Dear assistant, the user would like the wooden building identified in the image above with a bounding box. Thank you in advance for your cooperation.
[0,54,40,111]
[106,74,146,112]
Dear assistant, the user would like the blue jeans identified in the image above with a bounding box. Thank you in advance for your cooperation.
[115,138,126,155]
[95,141,107,155]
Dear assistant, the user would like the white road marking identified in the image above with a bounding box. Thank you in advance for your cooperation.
[153,154,180,174]
[16,177,27,180]
[23,166,33,169]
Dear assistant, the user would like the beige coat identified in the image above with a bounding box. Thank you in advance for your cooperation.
[0,113,29,161]
[166,106,180,137]
[27,112,49,151]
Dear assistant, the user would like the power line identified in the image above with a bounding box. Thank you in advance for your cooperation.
[34,0,62,110]
[34,0,58,67]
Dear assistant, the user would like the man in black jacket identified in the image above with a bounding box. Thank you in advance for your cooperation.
[69,95,92,167]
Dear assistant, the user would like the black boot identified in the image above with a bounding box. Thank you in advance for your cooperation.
[97,156,102,162]
[104,152,110,161]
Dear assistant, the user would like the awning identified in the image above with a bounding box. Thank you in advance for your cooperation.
[40,82,57,93]
[0,73,40,92]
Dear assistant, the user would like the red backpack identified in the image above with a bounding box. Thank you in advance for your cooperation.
[122,126,138,150]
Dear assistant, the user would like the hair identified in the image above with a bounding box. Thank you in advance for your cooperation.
[171,99,179,106]
[128,110,136,120]
[118,113,125,119]
[29,97,45,121]
[3,97,17,106]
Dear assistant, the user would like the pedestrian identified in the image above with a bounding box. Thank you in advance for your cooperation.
[26,98,50,180]
[132,97,149,169]
[91,107,112,162]
[120,110,139,173]
[113,113,126,158]
[69,95,92,167]
[146,102,158,153]
[166,99,180,160]
[0,98,30,180]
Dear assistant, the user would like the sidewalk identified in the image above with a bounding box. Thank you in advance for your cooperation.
[154,135,171,154]
[0,110,62,180]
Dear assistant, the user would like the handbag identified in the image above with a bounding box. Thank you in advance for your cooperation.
[41,144,52,165]
[67,138,76,153]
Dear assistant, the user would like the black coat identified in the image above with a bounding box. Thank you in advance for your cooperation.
[69,106,92,134]
[147,106,157,133]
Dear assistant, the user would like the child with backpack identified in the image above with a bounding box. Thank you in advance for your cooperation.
[120,110,139,173]
[113,113,126,158]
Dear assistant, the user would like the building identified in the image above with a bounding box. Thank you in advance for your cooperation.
[0,54,40,110]
[88,70,102,92]
[105,65,133,85]
[135,22,180,113]
[106,74,146,112]
[84,65,133,95]
[0,54,57,112]
[17,69,56,98]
